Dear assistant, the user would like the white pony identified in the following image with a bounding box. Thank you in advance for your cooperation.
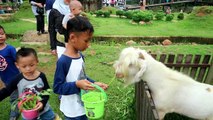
[113,47,213,120]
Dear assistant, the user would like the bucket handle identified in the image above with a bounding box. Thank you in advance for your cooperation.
[91,84,107,102]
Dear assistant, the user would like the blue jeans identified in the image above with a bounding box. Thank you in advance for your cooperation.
[64,115,88,120]
[22,108,55,120]
[10,89,20,119]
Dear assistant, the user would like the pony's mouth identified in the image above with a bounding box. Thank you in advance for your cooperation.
[115,73,124,78]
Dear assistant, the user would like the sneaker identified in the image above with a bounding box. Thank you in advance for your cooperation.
[37,31,41,35]
[54,114,62,120]
[41,31,48,34]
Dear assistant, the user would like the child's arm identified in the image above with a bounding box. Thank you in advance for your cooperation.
[0,76,19,101]
[39,72,50,112]
[53,60,83,95]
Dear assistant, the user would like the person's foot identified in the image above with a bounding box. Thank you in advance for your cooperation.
[37,31,41,35]
[41,31,48,34]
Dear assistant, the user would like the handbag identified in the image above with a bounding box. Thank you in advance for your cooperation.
[36,7,44,15]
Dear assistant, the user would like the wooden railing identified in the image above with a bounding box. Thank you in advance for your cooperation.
[135,54,213,120]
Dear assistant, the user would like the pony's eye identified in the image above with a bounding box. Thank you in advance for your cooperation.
[129,63,133,67]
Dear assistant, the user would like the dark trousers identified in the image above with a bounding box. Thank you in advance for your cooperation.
[35,14,45,32]
[48,8,66,50]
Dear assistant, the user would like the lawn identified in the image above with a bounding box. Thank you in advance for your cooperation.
[0,1,213,120]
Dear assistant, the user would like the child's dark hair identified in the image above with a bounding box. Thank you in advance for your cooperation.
[66,16,94,36]
[0,25,6,33]
[16,47,38,62]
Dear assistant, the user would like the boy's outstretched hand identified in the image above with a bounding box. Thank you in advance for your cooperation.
[76,80,95,90]
[94,82,108,90]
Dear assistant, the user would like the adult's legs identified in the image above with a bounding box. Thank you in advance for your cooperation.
[40,14,45,33]
[48,9,65,53]
[48,9,59,51]
[36,14,45,34]
[35,15,40,34]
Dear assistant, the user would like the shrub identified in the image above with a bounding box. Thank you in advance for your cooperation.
[138,11,153,22]
[123,10,134,19]
[132,13,140,23]
[143,12,153,22]
[103,11,111,18]
[116,10,124,18]
[155,11,165,20]
[101,6,117,14]
[166,14,174,21]
[177,13,184,20]
[94,10,103,17]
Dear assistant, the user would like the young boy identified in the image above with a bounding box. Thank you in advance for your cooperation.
[53,16,108,120]
[57,0,83,59]
[0,25,20,120]
[0,47,56,120]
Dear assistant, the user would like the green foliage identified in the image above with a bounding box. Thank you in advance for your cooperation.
[12,89,52,111]
[13,1,34,19]
[116,10,124,18]
[132,13,140,23]
[94,10,104,17]
[0,15,18,23]
[132,10,153,23]
[177,13,184,20]
[123,10,134,19]
[101,6,117,14]
[0,3,213,119]
[166,14,174,21]
[140,11,154,22]
[103,11,111,18]
[155,11,165,20]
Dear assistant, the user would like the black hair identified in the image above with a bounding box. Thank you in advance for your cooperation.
[16,47,38,62]
[0,25,6,33]
[66,16,94,37]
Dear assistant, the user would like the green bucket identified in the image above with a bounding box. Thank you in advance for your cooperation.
[81,84,107,119]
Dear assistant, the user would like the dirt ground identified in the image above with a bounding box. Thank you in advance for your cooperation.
[22,30,49,43]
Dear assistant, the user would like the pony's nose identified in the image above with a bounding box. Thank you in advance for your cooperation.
[116,73,124,78]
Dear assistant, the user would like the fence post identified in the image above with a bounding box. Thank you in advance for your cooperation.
[205,59,213,84]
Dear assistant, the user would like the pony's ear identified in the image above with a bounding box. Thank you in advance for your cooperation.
[139,52,145,60]
[134,59,147,82]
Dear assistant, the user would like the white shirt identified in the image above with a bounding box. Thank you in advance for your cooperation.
[62,13,74,29]
[59,56,86,117]
[53,0,70,15]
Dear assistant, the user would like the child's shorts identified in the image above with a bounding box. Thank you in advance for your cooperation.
[64,114,88,120]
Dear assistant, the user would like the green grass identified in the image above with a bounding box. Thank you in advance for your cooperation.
[90,14,213,38]
[1,2,213,38]
[0,2,213,120]
[1,40,212,120]
[3,20,35,34]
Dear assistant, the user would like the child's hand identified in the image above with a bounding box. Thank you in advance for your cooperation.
[94,82,108,90]
[35,102,43,111]
[76,80,94,90]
